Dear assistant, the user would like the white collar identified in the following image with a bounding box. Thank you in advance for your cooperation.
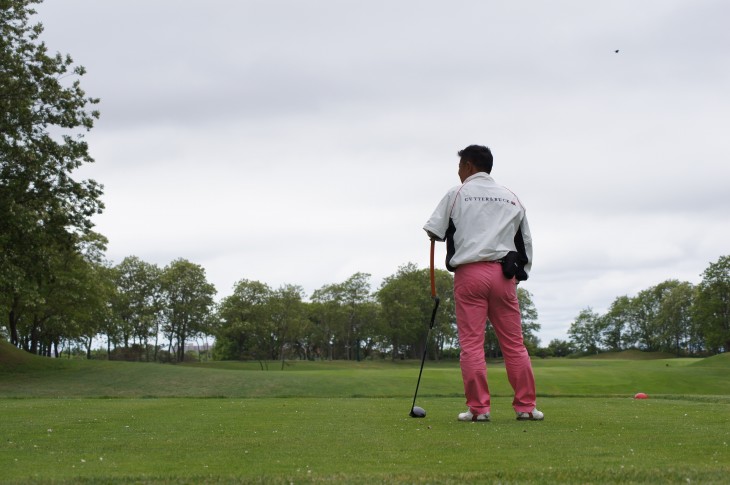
[463,172,493,183]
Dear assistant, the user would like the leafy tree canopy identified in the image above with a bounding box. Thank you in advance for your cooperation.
[1,0,103,346]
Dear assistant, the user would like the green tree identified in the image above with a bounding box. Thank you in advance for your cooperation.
[111,256,162,360]
[600,295,632,351]
[1,0,103,347]
[269,284,307,368]
[340,273,372,361]
[568,307,602,354]
[356,300,383,360]
[75,259,116,359]
[656,281,695,356]
[46,234,112,357]
[695,256,730,353]
[308,273,385,361]
[9,232,108,356]
[546,339,574,357]
[630,280,683,351]
[377,263,429,360]
[376,263,453,361]
[214,279,272,363]
[309,282,347,360]
[431,269,457,360]
[518,287,541,352]
[160,259,216,362]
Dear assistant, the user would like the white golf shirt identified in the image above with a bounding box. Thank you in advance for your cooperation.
[423,172,532,275]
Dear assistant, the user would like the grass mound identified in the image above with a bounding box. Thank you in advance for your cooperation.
[2,353,730,399]
[0,338,46,368]
[690,351,730,367]
[581,349,677,360]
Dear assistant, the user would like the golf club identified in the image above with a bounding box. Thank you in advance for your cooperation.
[409,239,441,418]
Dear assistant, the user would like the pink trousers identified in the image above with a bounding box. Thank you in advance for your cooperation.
[454,261,537,414]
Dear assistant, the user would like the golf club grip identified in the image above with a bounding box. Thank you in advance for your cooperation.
[430,239,436,299]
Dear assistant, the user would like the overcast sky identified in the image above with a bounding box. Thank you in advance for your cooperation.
[34,0,729,344]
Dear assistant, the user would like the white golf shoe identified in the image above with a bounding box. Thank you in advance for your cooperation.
[516,408,544,421]
[457,409,490,422]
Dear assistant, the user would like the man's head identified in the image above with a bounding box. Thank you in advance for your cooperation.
[457,145,493,182]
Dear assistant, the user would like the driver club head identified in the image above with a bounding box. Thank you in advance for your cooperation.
[409,406,426,418]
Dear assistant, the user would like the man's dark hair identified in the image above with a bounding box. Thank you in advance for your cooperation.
[458,145,493,173]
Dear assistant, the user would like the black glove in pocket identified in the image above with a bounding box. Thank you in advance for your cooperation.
[500,251,528,281]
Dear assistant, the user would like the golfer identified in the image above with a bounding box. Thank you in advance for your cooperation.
[424,144,543,422]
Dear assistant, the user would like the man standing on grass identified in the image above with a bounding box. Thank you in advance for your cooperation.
[423,144,543,422]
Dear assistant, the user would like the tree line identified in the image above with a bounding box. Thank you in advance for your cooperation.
[0,249,543,364]
[562,255,730,357]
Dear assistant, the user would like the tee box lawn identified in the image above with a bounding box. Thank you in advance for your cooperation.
[1,342,729,484]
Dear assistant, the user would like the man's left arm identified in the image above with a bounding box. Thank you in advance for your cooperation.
[517,215,533,278]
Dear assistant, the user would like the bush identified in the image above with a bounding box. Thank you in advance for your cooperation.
[109,344,147,361]
[439,347,460,360]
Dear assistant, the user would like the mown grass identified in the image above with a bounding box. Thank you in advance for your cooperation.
[1,341,729,484]
[2,352,728,400]
[1,396,729,484]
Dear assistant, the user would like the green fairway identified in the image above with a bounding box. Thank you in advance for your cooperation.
[1,344,729,484]
[1,355,728,400]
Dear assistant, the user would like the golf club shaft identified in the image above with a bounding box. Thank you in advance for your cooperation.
[410,240,441,415]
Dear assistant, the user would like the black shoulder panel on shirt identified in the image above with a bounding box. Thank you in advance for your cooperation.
[513,228,529,281]
[445,218,457,272]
